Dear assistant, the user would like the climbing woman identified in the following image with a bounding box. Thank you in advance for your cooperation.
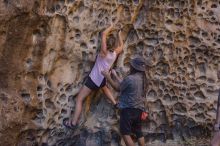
[63,23,124,129]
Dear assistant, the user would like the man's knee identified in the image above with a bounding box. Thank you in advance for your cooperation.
[122,135,135,146]
[137,136,145,146]
[135,131,143,139]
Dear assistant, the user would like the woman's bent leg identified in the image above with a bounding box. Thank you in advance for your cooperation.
[102,85,117,105]
[72,85,92,125]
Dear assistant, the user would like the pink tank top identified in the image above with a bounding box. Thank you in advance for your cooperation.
[89,51,117,87]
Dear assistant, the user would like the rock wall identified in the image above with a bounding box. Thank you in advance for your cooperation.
[0,0,219,145]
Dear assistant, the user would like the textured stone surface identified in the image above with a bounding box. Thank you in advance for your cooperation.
[0,0,220,145]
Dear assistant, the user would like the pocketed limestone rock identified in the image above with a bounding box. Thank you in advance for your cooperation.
[0,0,219,145]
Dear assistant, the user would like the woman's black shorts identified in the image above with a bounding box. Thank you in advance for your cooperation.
[120,108,143,139]
[85,76,106,90]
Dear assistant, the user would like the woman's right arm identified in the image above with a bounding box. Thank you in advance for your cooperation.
[100,24,114,57]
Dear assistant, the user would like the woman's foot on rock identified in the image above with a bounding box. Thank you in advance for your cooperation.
[63,118,77,130]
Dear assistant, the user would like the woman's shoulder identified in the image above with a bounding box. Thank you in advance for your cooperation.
[107,50,116,55]
[105,50,117,59]
[98,50,117,60]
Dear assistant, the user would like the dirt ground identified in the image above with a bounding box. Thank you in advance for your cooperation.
[145,139,210,146]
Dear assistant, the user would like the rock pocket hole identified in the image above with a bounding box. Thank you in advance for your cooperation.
[45,99,56,110]
[211,4,217,8]
[59,94,66,102]
[20,92,31,103]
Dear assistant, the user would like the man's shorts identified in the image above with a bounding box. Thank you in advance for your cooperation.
[84,76,106,90]
[120,108,143,139]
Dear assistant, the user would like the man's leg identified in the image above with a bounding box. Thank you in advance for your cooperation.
[122,135,135,146]
[132,109,145,146]
[71,85,92,125]
[120,109,135,146]
[137,137,145,146]
[102,85,117,105]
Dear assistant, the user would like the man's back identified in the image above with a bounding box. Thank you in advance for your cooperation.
[119,72,145,110]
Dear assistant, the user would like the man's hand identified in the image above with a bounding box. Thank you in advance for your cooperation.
[101,70,111,78]
[111,69,123,83]
[102,70,120,91]
[111,69,117,77]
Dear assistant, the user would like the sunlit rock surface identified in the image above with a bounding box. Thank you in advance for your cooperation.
[0,0,220,145]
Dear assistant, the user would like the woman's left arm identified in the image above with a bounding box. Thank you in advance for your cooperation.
[102,70,120,91]
[115,30,124,55]
[111,69,123,83]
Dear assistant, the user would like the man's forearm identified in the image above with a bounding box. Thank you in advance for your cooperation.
[114,75,122,83]
[105,76,120,91]
[112,71,122,83]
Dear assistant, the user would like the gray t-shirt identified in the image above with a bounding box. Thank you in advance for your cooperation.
[216,89,220,121]
[118,72,145,110]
